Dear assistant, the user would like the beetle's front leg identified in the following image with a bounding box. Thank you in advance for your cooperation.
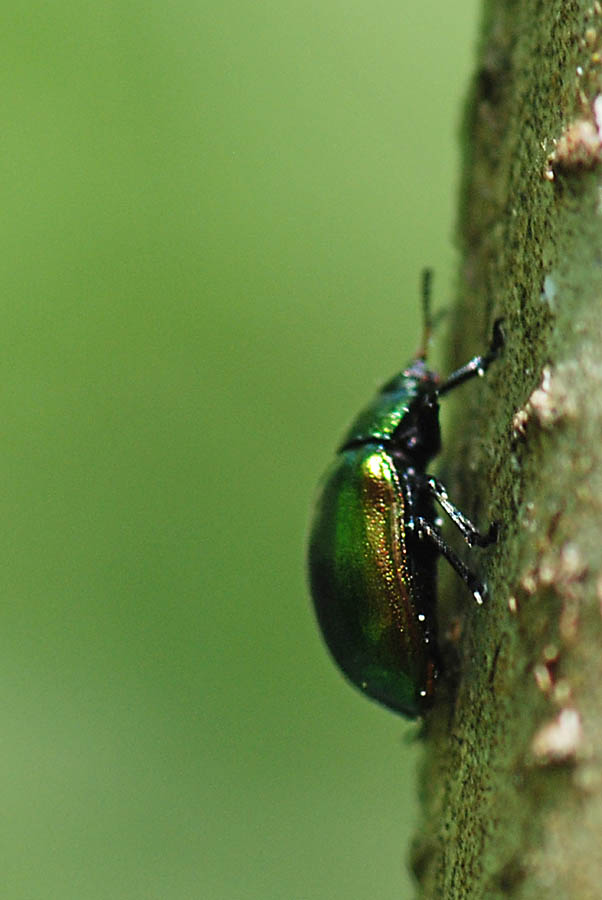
[423,475,498,547]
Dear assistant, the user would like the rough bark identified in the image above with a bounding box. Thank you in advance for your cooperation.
[412,1,602,897]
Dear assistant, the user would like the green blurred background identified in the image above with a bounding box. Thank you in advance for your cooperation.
[4,2,480,897]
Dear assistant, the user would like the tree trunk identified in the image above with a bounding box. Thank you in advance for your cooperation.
[413,1,602,897]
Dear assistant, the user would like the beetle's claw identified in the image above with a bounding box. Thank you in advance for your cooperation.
[485,521,499,545]
[491,318,505,354]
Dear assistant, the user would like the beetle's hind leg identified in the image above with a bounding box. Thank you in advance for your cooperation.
[424,475,498,547]
[413,516,489,605]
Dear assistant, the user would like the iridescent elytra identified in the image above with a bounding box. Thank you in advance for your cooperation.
[308,272,503,716]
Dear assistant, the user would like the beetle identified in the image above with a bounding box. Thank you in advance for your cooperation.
[308,271,504,717]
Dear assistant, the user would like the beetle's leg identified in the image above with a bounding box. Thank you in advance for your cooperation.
[436,319,504,399]
[413,516,488,605]
[424,476,498,547]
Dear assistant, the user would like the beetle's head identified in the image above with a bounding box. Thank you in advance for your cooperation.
[379,357,438,394]
[389,364,442,464]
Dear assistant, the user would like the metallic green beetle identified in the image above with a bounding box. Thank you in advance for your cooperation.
[308,272,503,717]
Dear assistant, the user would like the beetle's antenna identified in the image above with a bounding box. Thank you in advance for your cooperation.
[417,268,433,360]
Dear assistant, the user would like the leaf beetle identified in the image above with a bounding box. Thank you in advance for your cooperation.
[308,271,504,717]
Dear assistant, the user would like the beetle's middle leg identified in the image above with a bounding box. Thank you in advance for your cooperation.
[413,516,488,605]
[423,475,498,547]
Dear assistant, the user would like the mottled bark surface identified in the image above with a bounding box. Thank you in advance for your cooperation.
[413,2,602,897]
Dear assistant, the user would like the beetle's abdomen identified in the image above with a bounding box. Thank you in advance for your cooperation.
[308,445,437,717]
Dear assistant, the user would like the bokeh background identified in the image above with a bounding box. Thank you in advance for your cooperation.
[5,1,481,897]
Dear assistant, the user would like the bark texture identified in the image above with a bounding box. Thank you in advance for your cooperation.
[413,1,602,897]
